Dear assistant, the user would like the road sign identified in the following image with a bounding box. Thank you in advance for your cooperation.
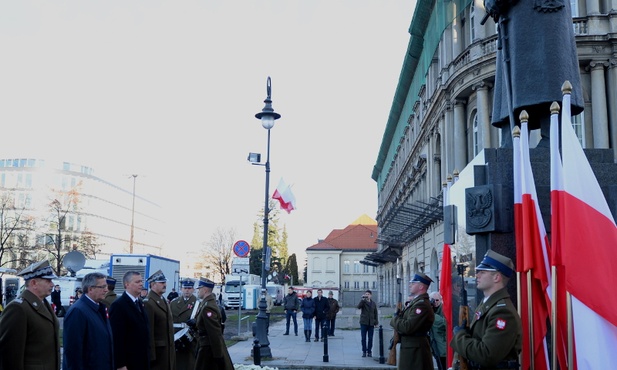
[232,257,250,275]
[233,240,250,258]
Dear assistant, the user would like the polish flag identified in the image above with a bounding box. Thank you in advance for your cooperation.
[440,180,453,365]
[519,117,551,370]
[560,87,617,370]
[272,178,296,214]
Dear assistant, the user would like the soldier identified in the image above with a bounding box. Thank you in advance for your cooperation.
[390,272,435,370]
[193,277,233,370]
[0,260,60,370]
[450,250,522,370]
[102,276,117,309]
[171,279,198,370]
[143,269,176,370]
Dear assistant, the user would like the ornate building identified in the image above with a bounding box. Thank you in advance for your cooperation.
[367,0,616,305]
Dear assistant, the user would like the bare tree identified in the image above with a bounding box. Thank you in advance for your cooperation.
[75,230,102,259]
[0,193,33,268]
[45,185,82,274]
[201,227,237,283]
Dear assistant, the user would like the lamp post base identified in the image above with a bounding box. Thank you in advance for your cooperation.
[252,297,272,359]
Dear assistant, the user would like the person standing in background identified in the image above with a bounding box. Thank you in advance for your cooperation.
[357,289,378,358]
[326,291,340,336]
[62,272,114,370]
[300,290,315,343]
[143,270,176,370]
[313,289,329,342]
[51,284,62,316]
[282,287,300,336]
[171,279,198,370]
[0,260,60,370]
[429,291,447,370]
[102,276,117,309]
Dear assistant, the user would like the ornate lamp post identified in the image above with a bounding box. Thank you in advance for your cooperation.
[253,76,281,359]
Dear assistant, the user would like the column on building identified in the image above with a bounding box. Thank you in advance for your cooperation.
[453,99,467,172]
[431,129,441,195]
[589,60,610,148]
[608,59,617,158]
[474,82,492,150]
[440,115,447,184]
[444,102,455,175]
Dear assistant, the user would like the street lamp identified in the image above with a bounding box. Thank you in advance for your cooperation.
[250,76,281,359]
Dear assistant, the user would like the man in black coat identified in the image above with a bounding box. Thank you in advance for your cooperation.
[110,271,151,370]
[51,284,62,316]
[313,289,329,342]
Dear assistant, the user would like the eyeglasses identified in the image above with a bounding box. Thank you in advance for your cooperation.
[91,285,108,289]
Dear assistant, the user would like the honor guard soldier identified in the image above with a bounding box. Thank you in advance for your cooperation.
[102,276,117,309]
[0,260,60,370]
[144,270,176,370]
[390,272,435,370]
[193,277,233,370]
[451,250,522,370]
[171,279,199,370]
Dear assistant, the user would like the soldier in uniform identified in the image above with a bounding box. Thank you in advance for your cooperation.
[193,277,233,370]
[171,279,198,370]
[102,276,117,309]
[143,270,176,370]
[0,260,60,370]
[451,250,522,370]
[390,272,435,370]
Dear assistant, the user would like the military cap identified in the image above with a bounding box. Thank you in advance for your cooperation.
[197,277,215,288]
[410,272,433,286]
[146,269,167,283]
[18,260,58,280]
[476,249,515,278]
[141,286,148,291]
[106,276,117,285]
[181,279,195,288]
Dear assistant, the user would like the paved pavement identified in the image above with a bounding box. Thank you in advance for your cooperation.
[228,318,397,370]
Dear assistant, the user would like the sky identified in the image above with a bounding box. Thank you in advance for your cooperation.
[0,1,416,265]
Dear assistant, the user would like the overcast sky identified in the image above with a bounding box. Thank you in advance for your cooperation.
[0,1,415,265]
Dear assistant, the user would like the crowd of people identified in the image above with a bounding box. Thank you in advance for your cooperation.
[0,249,521,370]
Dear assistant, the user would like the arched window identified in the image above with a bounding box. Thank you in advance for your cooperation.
[312,257,321,272]
[326,257,334,272]
[471,111,481,156]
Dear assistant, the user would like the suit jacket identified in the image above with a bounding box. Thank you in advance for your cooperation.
[143,291,176,370]
[62,295,114,370]
[109,292,151,370]
[0,289,60,370]
[390,293,435,370]
[313,296,329,320]
[451,287,521,369]
[194,294,233,370]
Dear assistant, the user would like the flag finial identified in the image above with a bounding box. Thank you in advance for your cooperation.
[512,125,521,138]
[561,80,572,94]
[519,110,529,123]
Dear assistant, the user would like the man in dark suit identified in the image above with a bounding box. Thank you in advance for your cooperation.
[313,289,329,342]
[63,272,114,370]
[143,270,176,370]
[171,279,198,370]
[51,284,62,316]
[110,271,150,370]
[0,260,60,370]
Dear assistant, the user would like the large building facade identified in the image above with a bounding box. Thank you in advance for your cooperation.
[0,158,165,269]
[367,0,616,305]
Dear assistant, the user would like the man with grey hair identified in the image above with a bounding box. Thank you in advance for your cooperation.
[429,291,447,370]
[63,272,113,370]
[110,271,151,370]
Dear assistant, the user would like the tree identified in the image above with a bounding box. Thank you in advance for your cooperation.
[250,200,289,276]
[0,193,37,269]
[283,253,299,286]
[45,186,81,275]
[200,227,237,283]
[75,230,103,259]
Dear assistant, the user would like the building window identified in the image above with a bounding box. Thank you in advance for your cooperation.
[569,0,579,16]
[326,257,334,272]
[372,281,377,289]
[344,261,350,273]
[363,281,369,289]
[354,261,360,273]
[312,257,321,272]
[470,3,476,41]
[572,112,585,148]
[344,281,349,289]
[471,112,481,155]
[354,281,360,289]
[363,264,369,273]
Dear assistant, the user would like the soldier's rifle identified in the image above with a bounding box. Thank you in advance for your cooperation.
[387,279,403,366]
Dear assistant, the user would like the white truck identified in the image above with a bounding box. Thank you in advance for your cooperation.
[266,283,284,306]
[222,273,260,309]
[109,254,180,295]
[0,268,23,309]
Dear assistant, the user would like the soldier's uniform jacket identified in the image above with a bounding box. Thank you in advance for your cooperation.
[144,290,177,370]
[0,289,60,370]
[171,294,198,326]
[390,292,435,370]
[450,287,522,370]
[194,293,233,370]
[102,290,117,309]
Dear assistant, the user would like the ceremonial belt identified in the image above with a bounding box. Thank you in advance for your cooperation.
[173,323,187,329]
[469,360,520,369]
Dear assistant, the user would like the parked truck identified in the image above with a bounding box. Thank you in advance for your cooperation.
[222,273,260,309]
[266,283,284,306]
[0,268,23,310]
[110,254,180,295]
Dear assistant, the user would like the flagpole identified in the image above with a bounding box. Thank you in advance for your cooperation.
[549,101,561,370]
[567,291,573,369]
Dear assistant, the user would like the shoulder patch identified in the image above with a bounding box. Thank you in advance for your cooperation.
[496,318,507,330]
[143,298,149,302]
[415,308,422,314]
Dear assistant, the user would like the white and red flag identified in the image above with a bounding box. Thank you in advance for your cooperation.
[272,178,296,214]
[440,180,453,366]
[519,116,551,370]
[560,87,617,370]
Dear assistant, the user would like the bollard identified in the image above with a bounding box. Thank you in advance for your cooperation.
[252,339,261,366]
[378,325,385,364]
[322,321,329,362]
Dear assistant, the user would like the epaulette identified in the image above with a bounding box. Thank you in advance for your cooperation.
[10,297,23,305]
[142,298,149,302]
[496,303,507,307]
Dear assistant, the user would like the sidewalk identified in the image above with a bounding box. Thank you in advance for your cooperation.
[227,318,396,370]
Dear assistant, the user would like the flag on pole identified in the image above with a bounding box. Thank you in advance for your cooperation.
[519,114,551,370]
[272,178,297,214]
[440,178,453,366]
[560,84,617,370]
[549,99,570,370]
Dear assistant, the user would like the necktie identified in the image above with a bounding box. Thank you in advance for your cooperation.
[135,299,142,312]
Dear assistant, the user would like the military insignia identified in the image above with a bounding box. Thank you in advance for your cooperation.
[207,312,212,317]
[496,318,506,330]
[415,308,422,314]
[33,302,38,307]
